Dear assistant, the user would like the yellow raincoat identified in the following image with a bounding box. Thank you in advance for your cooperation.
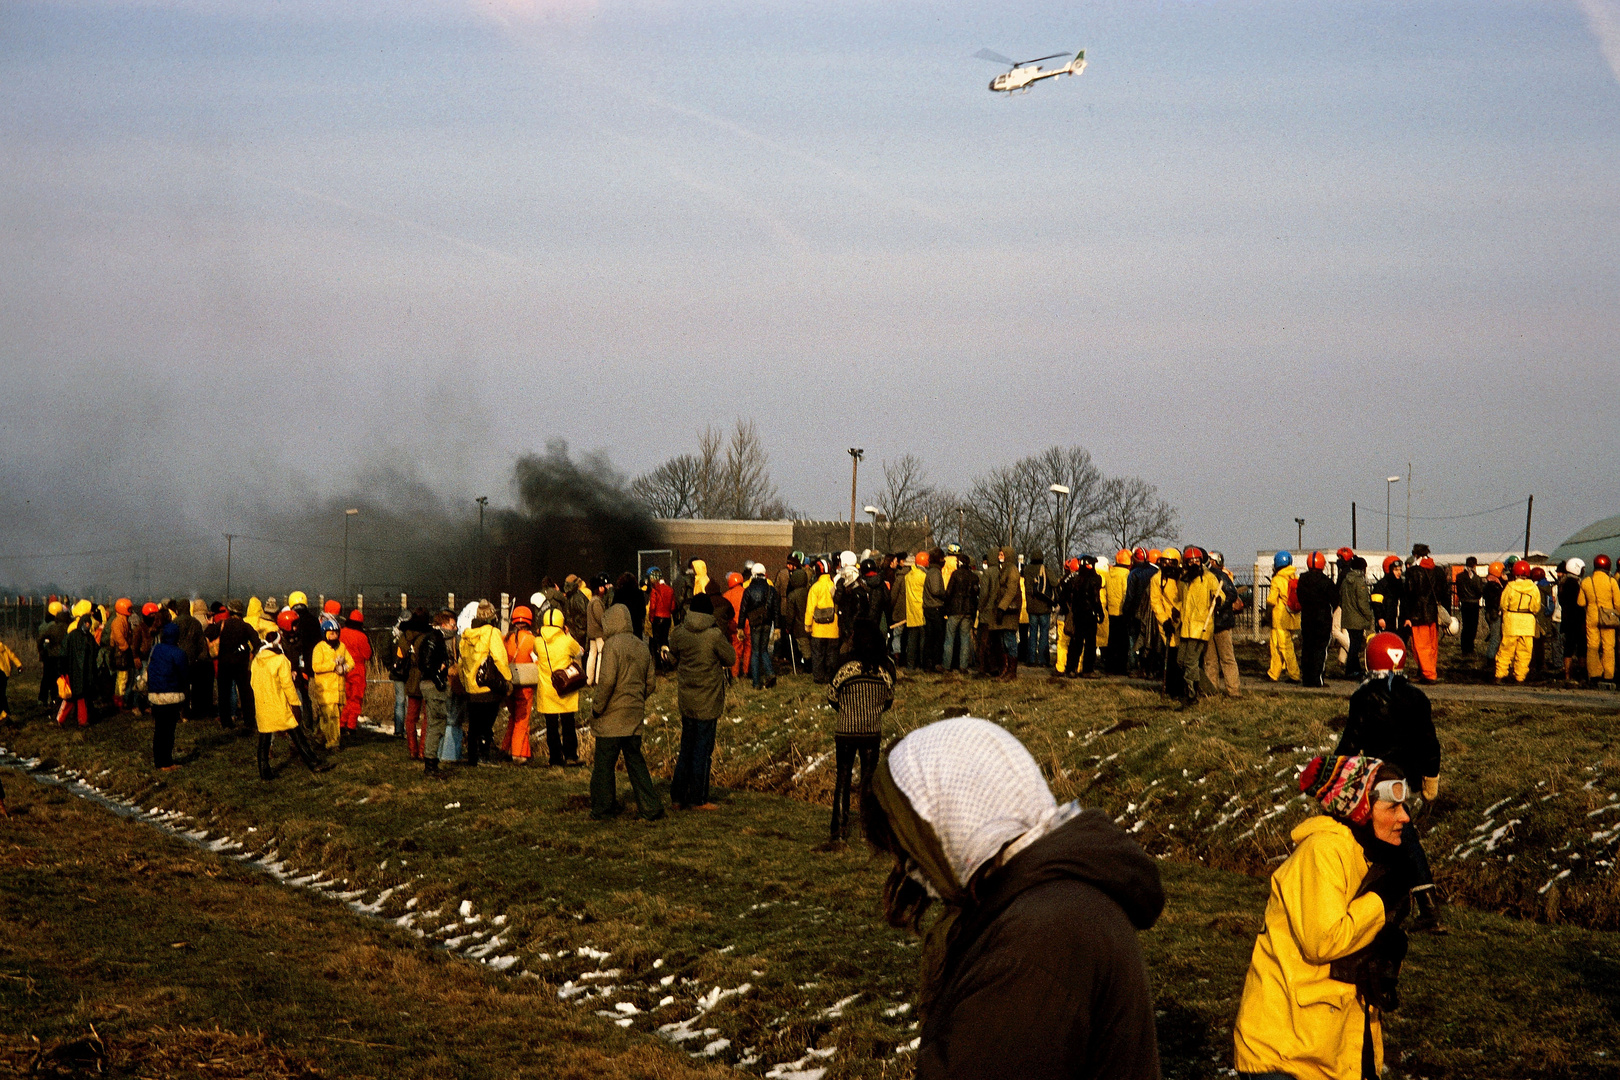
[1150,570,1180,647]
[1268,565,1301,681]
[904,565,927,629]
[1233,815,1387,1080]
[312,636,353,747]
[458,621,511,698]
[1495,577,1542,681]
[806,573,839,639]
[1179,568,1220,642]
[245,597,277,639]
[535,608,584,714]
[1579,571,1619,681]
[250,647,300,734]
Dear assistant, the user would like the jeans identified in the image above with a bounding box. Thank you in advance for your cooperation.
[1026,612,1050,666]
[749,625,775,687]
[670,717,718,806]
[811,637,839,683]
[903,626,924,669]
[1178,639,1208,702]
[943,615,975,671]
[1001,630,1019,668]
[1483,613,1502,662]
[829,735,879,841]
[591,734,663,820]
[392,680,407,735]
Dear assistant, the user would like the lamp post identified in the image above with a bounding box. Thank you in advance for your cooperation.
[847,448,864,551]
[864,506,882,553]
[1048,484,1070,566]
[1385,476,1401,551]
[1294,517,1305,552]
[342,509,359,603]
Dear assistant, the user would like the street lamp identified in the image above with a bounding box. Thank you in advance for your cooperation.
[1048,484,1070,566]
[1294,517,1305,552]
[847,449,864,551]
[864,506,882,553]
[1385,477,1401,551]
[342,509,359,602]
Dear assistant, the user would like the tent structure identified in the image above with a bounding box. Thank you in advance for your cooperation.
[1550,514,1620,568]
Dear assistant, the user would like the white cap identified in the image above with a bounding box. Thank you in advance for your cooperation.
[752,564,767,577]
[1566,558,1585,576]
[840,550,857,567]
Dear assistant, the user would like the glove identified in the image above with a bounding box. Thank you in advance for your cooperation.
[1422,776,1439,801]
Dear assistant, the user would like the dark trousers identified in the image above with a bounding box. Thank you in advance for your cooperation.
[903,626,924,669]
[543,712,578,764]
[650,616,673,667]
[466,698,500,765]
[1460,604,1480,654]
[810,637,839,683]
[1301,624,1332,687]
[749,625,775,687]
[978,627,1001,675]
[1104,617,1135,674]
[257,726,326,778]
[152,702,182,767]
[590,734,663,820]
[1177,639,1208,703]
[296,675,316,734]
[0,672,8,719]
[1066,618,1098,674]
[39,655,58,705]
[217,662,253,729]
[1343,629,1366,678]
[829,735,879,841]
[923,609,945,669]
[187,661,213,719]
[670,717,718,807]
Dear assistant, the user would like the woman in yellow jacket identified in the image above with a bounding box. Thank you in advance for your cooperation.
[1267,552,1302,683]
[457,600,512,767]
[534,606,585,767]
[1235,754,1413,1080]
[310,615,354,749]
[250,624,330,780]
[1494,560,1543,684]
[805,566,841,684]
[1578,554,1619,682]
[1176,548,1220,705]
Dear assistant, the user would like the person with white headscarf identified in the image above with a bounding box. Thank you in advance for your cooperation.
[864,717,1164,1079]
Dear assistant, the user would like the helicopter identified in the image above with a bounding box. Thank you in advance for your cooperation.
[975,48,1087,94]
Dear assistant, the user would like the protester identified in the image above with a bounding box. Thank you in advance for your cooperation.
[418,609,457,778]
[1559,559,1588,685]
[1176,547,1219,704]
[988,547,1023,681]
[1456,557,1484,655]
[1059,555,1103,678]
[1371,556,1404,642]
[1234,754,1412,1080]
[667,593,736,811]
[286,590,320,730]
[1149,549,1183,695]
[458,600,511,766]
[923,547,949,670]
[1204,551,1243,697]
[1266,551,1302,684]
[941,552,979,673]
[251,618,332,780]
[55,600,98,727]
[1339,556,1373,680]
[0,634,20,725]
[1021,551,1055,669]
[645,567,676,667]
[589,604,663,821]
[825,622,894,846]
[1122,549,1155,676]
[899,552,927,670]
[216,599,259,733]
[396,609,431,758]
[1297,552,1339,689]
[1578,553,1619,685]
[503,606,540,763]
[533,606,585,767]
[338,610,371,731]
[1101,550,1133,675]
[1337,632,1443,930]
[737,564,778,689]
[36,601,66,710]
[806,561,841,683]
[585,575,610,684]
[1403,549,1446,683]
[863,717,1164,1079]
[1495,559,1542,684]
[311,615,354,749]
[616,571,647,641]
[722,571,749,677]
[108,598,134,710]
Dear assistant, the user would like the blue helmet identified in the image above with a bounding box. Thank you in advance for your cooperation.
[645,566,661,579]
[1273,550,1293,572]
[320,615,341,633]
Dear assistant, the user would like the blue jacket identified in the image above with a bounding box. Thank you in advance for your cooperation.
[146,622,189,694]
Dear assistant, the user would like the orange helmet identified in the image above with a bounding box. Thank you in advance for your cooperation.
[1488,560,1505,577]
[1147,548,1161,564]
[115,598,132,615]
[1382,555,1402,574]
[511,605,533,624]
[1116,549,1132,566]
[276,608,297,633]
[1066,557,1081,573]
[726,572,744,588]
[1307,551,1326,571]
[141,602,160,617]
[915,551,930,568]
[1336,546,1355,564]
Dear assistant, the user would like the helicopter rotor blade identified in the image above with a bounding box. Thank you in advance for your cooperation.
[973,48,1016,65]
[1016,52,1070,67]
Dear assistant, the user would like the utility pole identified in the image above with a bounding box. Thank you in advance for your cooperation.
[1295,517,1305,552]
[475,496,489,599]
[1524,494,1534,558]
[1351,502,1357,549]
[224,533,234,601]
[342,508,359,604]
[1385,476,1401,551]
[847,448,863,551]
[1405,462,1412,554]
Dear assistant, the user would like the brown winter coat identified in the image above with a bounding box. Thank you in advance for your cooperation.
[590,605,656,738]
[987,549,1024,632]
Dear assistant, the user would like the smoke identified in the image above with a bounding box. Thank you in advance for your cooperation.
[1577,0,1620,86]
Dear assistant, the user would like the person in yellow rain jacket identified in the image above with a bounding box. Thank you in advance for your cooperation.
[1176,547,1220,706]
[1494,559,1542,684]
[1234,753,1412,1080]
[251,617,331,781]
[534,606,585,766]
[310,615,354,749]
[457,600,512,767]
[244,596,278,640]
[1578,553,1619,683]
[0,635,22,724]
[1267,551,1302,683]
[806,564,841,684]
[1149,548,1183,694]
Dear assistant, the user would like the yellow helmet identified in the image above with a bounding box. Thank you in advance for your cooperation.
[71,599,93,617]
[287,590,309,607]
[47,601,64,616]
[1160,547,1182,563]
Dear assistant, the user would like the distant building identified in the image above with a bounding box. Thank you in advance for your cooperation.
[1551,514,1620,569]
[647,518,935,578]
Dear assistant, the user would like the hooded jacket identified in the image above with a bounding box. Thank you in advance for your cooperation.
[740,577,779,630]
[1297,567,1339,632]
[590,605,655,738]
[250,644,301,733]
[218,611,262,667]
[1337,674,1440,782]
[1338,569,1374,632]
[534,608,585,713]
[1269,565,1301,632]
[145,622,189,695]
[1579,570,1620,629]
[1499,577,1542,637]
[311,634,353,707]
[171,605,208,665]
[458,618,511,698]
[667,610,737,721]
[987,550,1023,632]
[917,811,1165,1080]
[1022,556,1054,616]
[1233,815,1388,1080]
[63,619,100,698]
[1178,567,1222,642]
[807,573,840,639]
[943,562,980,619]
[904,565,928,628]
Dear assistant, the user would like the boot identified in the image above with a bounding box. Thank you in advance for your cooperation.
[1410,888,1446,933]
[256,735,274,781]
[290,727,334,774]
[1000,656,1018,682]
[425,758,447,781]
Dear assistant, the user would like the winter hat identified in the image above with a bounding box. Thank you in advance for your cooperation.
[1299,754,1384,825]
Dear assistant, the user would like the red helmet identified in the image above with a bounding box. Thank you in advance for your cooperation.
[1513,560,1532,577]
[276,608,297,633]
[1365,631,1407,673]
[141,602,160,617]
[1597,554,1613,572]
[323,599,341,615]
[1336,547,1355,564]
[1530,566,1546,581]
[1307,551,1327,571]
[1131,547,1148,564]
[1382,555,1401,574]
[1183,545,1205,564]
[726,572,744,588]
[1065,557,1080,573]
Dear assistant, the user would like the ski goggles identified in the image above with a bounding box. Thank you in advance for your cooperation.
[1372,778,1409,805]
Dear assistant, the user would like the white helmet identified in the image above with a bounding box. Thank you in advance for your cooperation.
[840,550,858,568]
[1566,558,1586,576]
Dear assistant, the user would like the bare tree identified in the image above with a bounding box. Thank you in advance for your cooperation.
[631,418,787,520]
[864,454,938,550]
[1097,476,1178,551]
[960,446,1106,559]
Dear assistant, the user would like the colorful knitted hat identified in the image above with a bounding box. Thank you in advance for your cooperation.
[1298,754,1383,825]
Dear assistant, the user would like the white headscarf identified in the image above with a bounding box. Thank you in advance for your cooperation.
[886,716,1084,891]
[456,601,479,634]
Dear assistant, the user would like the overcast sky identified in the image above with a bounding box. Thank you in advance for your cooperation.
[4,0,1619,590]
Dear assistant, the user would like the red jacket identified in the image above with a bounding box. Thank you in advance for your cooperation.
[646,581,676,619]
[339,626,372,666]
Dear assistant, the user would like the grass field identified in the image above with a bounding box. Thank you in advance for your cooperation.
[4,663,1620,1079]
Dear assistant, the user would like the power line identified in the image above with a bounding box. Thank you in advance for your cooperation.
[0,543,163,562]
[1356,497,1527,523]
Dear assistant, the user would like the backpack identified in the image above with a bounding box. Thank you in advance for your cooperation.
[1286,576,1301,613]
